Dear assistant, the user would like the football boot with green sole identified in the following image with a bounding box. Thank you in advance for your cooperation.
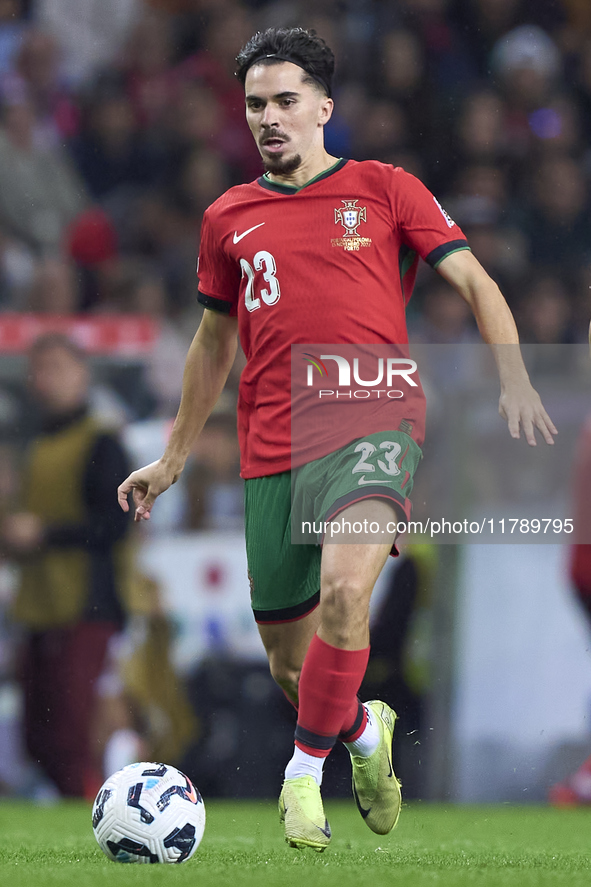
[278,775,331,851]
[350,700,402,835]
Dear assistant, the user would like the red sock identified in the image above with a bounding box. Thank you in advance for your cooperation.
[279,656,367,742]
[283,683,368,744]
[338,699,368,743]
[294,634,370,757]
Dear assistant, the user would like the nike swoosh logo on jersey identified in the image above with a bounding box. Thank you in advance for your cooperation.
[357,475,386,486]
[233,223,265,243]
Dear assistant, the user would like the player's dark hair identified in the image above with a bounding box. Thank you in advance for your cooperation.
[236,28,335,98]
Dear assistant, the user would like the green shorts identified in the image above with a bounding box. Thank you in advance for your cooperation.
[244,430,422,624]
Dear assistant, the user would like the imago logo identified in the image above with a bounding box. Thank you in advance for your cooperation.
[303,353,418,400]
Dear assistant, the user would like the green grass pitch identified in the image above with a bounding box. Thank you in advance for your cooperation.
[0,799,589,886]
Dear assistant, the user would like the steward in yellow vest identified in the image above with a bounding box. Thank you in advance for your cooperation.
[13,407,132,628]
[1,333,132,797]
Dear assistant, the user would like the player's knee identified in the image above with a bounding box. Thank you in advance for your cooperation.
[267,654,300,702]
[321,573,369,612]
[319,575,370,645]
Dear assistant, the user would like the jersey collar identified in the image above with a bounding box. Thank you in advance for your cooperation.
[257,158,348,194]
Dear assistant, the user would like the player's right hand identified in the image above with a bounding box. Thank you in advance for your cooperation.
[117,460,180,522]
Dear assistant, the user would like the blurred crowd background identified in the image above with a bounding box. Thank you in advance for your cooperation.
[0,0,590,802]
[0,0,587,427]
[0,1,588,352]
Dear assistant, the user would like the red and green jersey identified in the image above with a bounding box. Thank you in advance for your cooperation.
[197,158,469,478]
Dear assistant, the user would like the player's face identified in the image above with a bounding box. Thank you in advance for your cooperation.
[245,62,333,176]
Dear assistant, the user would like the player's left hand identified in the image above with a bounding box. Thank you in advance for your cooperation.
[499,382,557,446]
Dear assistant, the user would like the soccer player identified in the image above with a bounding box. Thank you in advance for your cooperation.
[118,28,557,850]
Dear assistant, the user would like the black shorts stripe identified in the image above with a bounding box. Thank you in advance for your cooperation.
[253,590,320,625]
[295,724,338,751]
[197,291,233,314]
[425,239,470,268]
[324,486,407,524]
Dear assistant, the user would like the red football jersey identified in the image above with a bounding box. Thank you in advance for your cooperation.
[197,159,469,478]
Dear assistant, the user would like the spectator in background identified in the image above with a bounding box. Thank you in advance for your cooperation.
[184,407,243,531]
[163,77,225,168]
[175,146,231,221]
[519,155,591,269]
[492,24,562,113]
[516,274,577,375]
[352,97,409,162]
[0,333,132,797]
[518,275,575,345]
[121,6,176,129]
[445,164,529,297]
[64,205,121,312]
[409,281,479,345]
[528,95,583,159]
[69,73,161,203]
[172,5,260,181]
[0,1,27,79]
[0,93,86,252]
[0,223,37,307]
[126,188,199,316]
[562,0,591,44]
[575,40,591,144]
[394,0,475,103]
[447,164,509,228]
[104,258,190,414]
[454,0,523,77]
[378,29,425,107]
[408,281,482,395]
[491,24,562,171]
[455,91,509,168]
[26,254,79,313]
[375,28,434,155]
[33,0,140,86]
[6,27,78,146]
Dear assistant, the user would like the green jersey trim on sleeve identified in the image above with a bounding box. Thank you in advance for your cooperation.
[427,240,471,269]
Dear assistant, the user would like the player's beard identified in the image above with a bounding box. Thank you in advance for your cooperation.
[263,152,302,176]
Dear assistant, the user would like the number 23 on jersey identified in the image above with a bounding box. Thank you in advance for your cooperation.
[240,251,281,312]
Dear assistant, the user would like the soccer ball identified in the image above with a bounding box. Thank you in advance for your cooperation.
[92,762,205,864]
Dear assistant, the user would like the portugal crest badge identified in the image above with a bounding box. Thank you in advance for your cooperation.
[332,199,371,251]
[334,199,367,235]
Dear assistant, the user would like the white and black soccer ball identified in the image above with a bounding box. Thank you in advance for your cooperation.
[92,762,205,864]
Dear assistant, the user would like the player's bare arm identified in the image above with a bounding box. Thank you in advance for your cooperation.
[117,309,238,520]
[437,249,557,446]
